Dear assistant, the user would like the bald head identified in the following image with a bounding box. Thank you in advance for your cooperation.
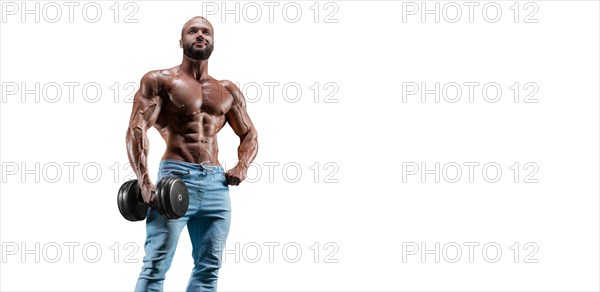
[181,16,213,39]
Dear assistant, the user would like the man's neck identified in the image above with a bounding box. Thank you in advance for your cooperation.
[180,54,209,81]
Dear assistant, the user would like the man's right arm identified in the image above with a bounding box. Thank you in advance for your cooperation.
[125,71,164,204]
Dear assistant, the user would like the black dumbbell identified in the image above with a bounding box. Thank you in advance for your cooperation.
[117,176,189,221]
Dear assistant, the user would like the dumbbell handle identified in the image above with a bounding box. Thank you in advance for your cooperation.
[136,182,156,205]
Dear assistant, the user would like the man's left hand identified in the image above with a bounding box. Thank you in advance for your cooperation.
[225,164,248,186]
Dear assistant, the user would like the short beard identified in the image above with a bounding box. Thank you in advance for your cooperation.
[183,42,214,60]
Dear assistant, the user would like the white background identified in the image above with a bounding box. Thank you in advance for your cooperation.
[1,1,599,291]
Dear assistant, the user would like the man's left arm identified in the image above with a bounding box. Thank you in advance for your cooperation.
[223,81,259,185]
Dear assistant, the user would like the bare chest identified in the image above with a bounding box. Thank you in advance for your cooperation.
[166,78,232,116]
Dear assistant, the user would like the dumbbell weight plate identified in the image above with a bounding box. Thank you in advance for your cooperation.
[117,180,148,222]
[156,176,189,220]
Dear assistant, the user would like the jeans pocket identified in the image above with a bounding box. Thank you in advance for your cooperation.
[222,173,229,187]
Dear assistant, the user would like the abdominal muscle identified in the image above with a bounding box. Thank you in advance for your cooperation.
[157,111,225,166]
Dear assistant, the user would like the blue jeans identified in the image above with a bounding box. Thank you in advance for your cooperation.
[135,160,231,292]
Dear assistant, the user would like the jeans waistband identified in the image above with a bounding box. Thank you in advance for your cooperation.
[159,159,225,174]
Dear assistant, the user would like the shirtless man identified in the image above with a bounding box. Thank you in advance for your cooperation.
[125,16,258,291]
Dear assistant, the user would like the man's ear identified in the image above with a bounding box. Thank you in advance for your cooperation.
[179,39,183,48]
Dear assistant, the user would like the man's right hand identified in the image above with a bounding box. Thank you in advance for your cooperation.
[140,182,157,206]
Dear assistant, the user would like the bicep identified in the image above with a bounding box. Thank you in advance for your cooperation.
[225,83,255,137]
[129,72,163,129]
[227,103,254,136]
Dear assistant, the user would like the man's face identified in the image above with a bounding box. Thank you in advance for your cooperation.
[180,18,214,60]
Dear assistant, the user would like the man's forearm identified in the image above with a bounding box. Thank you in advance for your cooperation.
[126,127,152,185]
[236,130,258,169]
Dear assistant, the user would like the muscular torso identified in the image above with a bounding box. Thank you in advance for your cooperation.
[153,67,234,165]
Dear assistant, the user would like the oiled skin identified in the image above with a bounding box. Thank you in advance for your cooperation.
[125,17,258,205]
